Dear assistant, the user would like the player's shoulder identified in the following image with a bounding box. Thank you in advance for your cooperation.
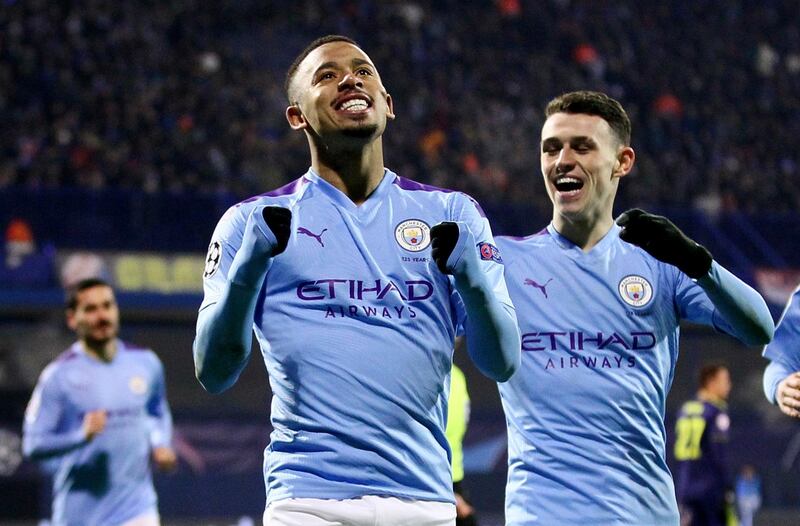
[704,398,727,414]
[39,346,81,383]
[495,229,551,253]
[391,175,485,214]
[120,340,154,354]
[788,286,800,308]
[614,229,681,282]
[391,175,458,197]
[226,176,311,219]
[119,341,161,365]
[679,399,705,416]
[212,176,310,238]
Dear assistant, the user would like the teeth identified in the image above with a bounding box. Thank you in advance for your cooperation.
[556,176,580,184]
[340,99,368,111]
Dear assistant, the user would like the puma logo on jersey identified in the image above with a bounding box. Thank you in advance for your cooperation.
[297,227,328,247]
[524,278,553,298]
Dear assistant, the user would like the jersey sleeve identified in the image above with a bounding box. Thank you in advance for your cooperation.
[146,354,174,448]
[448,192,514,325]
[22,364,87,459]
[200,205,248,310]
[446,192,520,382]
[675,261,774,345]
[673,267,716,326]
[194,199,281,393]
[445,364,470,483]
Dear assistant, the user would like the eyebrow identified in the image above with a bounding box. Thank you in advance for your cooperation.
[312,58,375,78]
[541,136,595,147]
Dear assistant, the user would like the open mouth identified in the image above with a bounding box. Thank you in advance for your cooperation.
[554,176,584,193]
[335,96,371,113]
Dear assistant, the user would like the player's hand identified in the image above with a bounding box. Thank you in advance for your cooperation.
[616,208,712,279]
[430,222,460,274]
[152,446,178,472]
[82,410,107,441]
[777,372,800,418]
[455,492,476,520]
[262,206,292,256]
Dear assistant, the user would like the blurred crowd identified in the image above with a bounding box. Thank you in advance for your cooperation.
[2,0,799,215]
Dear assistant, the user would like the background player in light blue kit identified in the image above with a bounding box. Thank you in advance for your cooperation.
[193,35,520,526]
[23,278,176,526]
[763,286,800,418]
[495,91,773,525]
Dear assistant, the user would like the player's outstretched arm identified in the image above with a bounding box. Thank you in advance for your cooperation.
[617,208,773,345]
[431,222,520,382]
[194,206,290,393]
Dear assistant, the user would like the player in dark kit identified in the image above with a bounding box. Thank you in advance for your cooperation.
[674,364,734,526]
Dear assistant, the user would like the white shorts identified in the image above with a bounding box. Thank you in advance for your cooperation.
[264,495,456,526]
[119,509,160,526]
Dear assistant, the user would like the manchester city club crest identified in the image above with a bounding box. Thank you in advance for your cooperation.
[618,275,653,307]
[129,375,147,395]
[395,219,431,252]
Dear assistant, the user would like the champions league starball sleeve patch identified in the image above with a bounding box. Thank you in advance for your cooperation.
[477,242,503,263]
[203,240,222,279]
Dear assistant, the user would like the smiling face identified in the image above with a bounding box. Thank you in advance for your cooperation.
[286,41,394,147]
[540,112,634,229]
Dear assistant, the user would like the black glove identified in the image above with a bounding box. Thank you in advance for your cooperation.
[430,222,459,274]
[262,206,292,256]
[616,208,712,279]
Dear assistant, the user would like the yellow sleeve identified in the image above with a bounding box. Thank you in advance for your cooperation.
[445,365,470,483]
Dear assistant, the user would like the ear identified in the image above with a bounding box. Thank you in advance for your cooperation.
[613,146,635,179]
[66,309,77,331]
[286,104,307,130]
[385,92,395,121]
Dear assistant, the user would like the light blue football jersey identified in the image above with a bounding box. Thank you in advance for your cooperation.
[496,223,754,526]
[764,287,800,369]
[763,286,800,401]
[23,341,173,526]
[200,168,511,505]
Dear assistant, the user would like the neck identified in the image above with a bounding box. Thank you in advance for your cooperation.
[82,339,117,362]
[698,388,723,404]
[552,213,614,252]
[310,138,385,205]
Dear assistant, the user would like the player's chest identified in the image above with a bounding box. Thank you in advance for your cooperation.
[506,250,669,330]
[63,362,151,414]
[272,202,448,282]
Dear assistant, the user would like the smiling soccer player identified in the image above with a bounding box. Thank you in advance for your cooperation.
[495,90,773,526]
[193,35,520,526]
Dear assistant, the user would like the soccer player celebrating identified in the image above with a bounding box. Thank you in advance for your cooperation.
[193,35,519,525]
[674,364,735,526]
[494,91,773,525]
[763,285,800,418]
[23,278,176,526]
